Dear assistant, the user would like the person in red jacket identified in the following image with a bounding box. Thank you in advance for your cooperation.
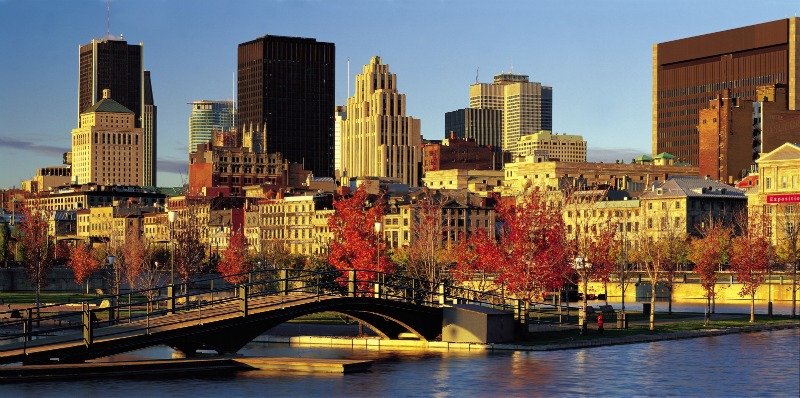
[597,313,604,334]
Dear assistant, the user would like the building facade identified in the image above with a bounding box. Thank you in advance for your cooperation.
[188,128,301,197]
[340,56,423,186]
[78,38,156,186]
[237,35,335,178]
[334,105,346,177]
[21,166,72,194]
[422,169,504,194]
[516,130,586,162]
[28,184,165,212]
[71,89,144,186]
[469,73,552,155]
[500,157,699,197]
[747,143,800,248]
[444,108,503,149]
[698,85,800,183]
[188,100,234,154]
[422,134,497,173]
[653,17,799,166]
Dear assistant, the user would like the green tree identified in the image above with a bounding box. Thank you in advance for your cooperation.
[0,221,10,266]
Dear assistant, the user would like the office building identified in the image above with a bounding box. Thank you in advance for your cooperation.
[516,130,586,162]
[469,73,552,155]
[71,89,144,187]
[78,37,156,186]
[237,35,335,177]
[444,108,502,149]
[652,17,799,166]
[340,56,423,186]
[188,100,235,154]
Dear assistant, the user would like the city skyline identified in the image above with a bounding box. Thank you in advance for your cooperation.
[1,0,798,188]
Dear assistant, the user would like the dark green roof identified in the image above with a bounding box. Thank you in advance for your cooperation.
[654,152,675,159]
[84,98,134,114]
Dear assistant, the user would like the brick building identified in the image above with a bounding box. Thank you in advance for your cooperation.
[698,84,800,183]
[422,133,498,173]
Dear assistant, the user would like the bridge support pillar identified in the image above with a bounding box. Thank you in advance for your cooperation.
[374,282,381,299]
[82,307,93,347]
[279,269,289,295]
[167,285,176,314]
[239,285,249,317]
[348,270,356,297]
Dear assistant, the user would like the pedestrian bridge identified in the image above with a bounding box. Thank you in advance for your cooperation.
[0,269,513,365]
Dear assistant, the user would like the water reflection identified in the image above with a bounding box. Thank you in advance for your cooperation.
[3,329,797,397]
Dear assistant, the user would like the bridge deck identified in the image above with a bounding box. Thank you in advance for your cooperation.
[0,293,328,364]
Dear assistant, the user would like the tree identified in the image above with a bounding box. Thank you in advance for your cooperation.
[123,227,150,292]
[452,228,503,298]
[68,244,101,293]
[327,185,391,294]
[583,221,620,302]
[689,218,732,326]
[18,204,54,309]
[217,230,251,284]
[730,213,772,323]
[0,221,11,266]
[494,188,573,324]
[406,193,452,298]
[630,226,687,331]
[173,208,207,285]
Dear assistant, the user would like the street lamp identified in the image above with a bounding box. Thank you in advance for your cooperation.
[374,221,382,269]
[574,256,592,335]
[167,210,176,286]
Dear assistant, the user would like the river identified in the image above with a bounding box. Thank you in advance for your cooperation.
[2,328,797,397]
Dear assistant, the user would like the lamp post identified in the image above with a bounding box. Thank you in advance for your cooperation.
[574,256,592,335]
[374,221,382,270]
[167,211,176,286]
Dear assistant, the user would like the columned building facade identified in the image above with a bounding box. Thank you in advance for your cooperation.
[71,89,144,186]
[340,56,422,186]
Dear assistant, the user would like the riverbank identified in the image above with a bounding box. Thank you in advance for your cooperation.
[253,318,800,352]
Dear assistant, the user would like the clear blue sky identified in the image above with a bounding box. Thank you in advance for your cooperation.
[1,0,798,188]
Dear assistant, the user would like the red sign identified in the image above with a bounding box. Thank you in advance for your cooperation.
[767,193,800,204]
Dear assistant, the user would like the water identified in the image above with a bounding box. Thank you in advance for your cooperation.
[3,329,798,397]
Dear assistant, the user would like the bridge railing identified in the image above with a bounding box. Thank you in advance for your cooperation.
[0,267,549,352]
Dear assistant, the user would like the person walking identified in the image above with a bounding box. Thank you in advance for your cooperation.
[597,313,604,335]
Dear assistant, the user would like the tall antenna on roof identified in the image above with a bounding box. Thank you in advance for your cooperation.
[105,0,111,38]
[475,67,479,83]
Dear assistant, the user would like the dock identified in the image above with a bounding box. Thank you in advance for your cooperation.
[0,356,372,382]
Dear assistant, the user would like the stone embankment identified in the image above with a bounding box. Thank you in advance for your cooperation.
[253,322,800,352]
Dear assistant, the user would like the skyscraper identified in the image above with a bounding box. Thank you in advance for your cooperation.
[71,89,144,186]
[341,56,422,186]
[143,71,156,186]
[334,105,346,177]
[652,17,799,166]
[469,73,552,155]
[237,35,335,177]
[78,37,156,186]
[188,100,235,154]
[444,108,502,149]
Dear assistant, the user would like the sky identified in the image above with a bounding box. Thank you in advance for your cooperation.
[0,0,798,189]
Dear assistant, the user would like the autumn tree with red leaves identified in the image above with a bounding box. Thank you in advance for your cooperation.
[453,228,502,298]
[689,218,732,326]
[18,204,54,309]
[730,213,773,323]
[173,208,207,284]
[327,185,391,294]
[68,243,101,293]
[217,230,251,284]
[494,188,573,324]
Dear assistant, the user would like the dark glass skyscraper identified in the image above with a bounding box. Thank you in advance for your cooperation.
[237,35,335,177]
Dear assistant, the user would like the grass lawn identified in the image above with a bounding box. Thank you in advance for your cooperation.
[288,311,357,325]
[519,313,799,346]
[0,292,97,305]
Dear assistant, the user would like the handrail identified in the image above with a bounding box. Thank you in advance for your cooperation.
[0,267,569,352]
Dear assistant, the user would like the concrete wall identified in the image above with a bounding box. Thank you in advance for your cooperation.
[0,267,109,292]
